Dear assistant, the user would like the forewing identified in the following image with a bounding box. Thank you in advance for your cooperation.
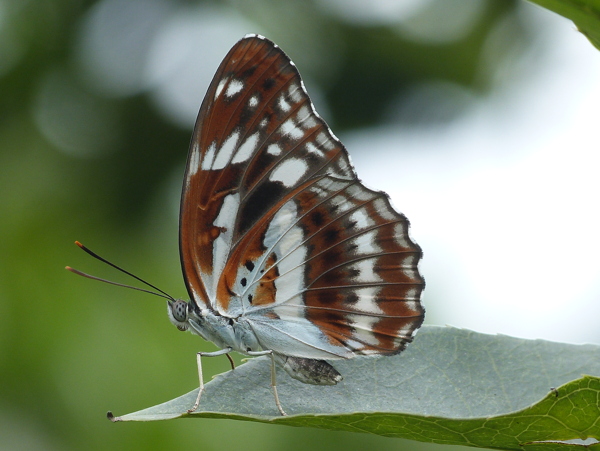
[180,35,352,308]
[180,35,424,356]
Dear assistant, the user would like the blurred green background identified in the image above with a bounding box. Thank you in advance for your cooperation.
[2,0,596,450]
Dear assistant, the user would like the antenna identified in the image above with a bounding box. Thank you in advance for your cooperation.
[66,241,174,301]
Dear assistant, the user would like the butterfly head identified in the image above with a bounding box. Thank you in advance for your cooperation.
[168,299,191,331]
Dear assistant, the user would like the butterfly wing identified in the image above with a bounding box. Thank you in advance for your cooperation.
[180,35,424,359]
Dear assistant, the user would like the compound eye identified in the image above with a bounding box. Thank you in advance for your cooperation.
[171,300,188,322]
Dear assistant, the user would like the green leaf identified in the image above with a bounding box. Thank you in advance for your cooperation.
[108,326,600,450]
[528,0,600,50]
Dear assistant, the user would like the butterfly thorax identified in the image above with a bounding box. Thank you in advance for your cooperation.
[167,299,261,354]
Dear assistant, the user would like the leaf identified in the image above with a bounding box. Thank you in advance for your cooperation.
[108,326,600,450]
[528,0,600,50]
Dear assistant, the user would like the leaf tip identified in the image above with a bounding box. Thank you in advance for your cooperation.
[107,411,122,422]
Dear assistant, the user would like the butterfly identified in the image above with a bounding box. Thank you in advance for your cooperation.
[70,34,425,417]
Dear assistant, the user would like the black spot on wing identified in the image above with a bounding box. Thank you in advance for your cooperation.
[310,210,325,227]
[321,248,342,267]
[241,65,257,79]
[345,293,359,304]
[347,268,360,279]
[346,219,357,230]
[323,228,340,244]
[263,78,275,90]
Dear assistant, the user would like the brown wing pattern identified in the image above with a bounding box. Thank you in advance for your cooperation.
[180,35,352,306]
[180,35,424,355]
[235,175,424,355]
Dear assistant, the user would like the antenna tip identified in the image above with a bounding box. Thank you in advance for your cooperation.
[74,241,83,248]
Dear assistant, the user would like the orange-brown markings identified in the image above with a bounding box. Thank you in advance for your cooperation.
[370,315,424,353]
[199,226,225,245]
[304,293,421,354]
[252,252,279,306]
[181,191,230,278]
[215,179,318,311]
[194,166,243,210]
[264,310,280,320]
[304,309,354,347]
[301,194,374,346]
[180,190,233,305]
[301,191,424,351]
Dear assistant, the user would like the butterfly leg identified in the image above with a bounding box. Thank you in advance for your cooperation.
[188,347,232,414]
[226,353,236,370]
[247,350,287,416]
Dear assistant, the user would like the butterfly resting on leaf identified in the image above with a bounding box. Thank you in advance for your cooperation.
[68,34,425,417]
